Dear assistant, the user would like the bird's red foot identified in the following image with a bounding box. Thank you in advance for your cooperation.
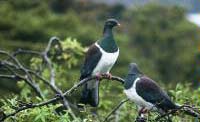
[95,73,102,80]
[103,73,112,79]
[139,107,148,116]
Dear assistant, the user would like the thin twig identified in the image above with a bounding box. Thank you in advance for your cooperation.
[43,36,60,86]
[0,37,76,119]
[155,104,200,121]
[0,97,60,121]
[42,37,77,119]
[103,99,129,122]
[12,49,41,56]
[0,51,44,98]
[0,75,125,121]
[64,75,124,96]
[1,57,57,93]
[0,75,19,80]
[0,37,125,121]
[27,70,58,93]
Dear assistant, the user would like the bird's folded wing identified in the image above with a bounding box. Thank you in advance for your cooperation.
[136,76,176,110]
[80,44,102,80]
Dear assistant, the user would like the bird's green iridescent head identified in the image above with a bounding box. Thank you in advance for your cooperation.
[98,18,120,52]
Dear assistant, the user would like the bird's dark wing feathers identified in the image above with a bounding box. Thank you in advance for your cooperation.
[80,44,102,80]
[136,76,177,111]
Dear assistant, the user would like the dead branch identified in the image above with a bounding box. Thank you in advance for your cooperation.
[0,36,199,122]
[0,37,125,121]
[155,104,200,121]
[41,37,76,118]
[0,75,124,121]
[0,51,44,98]
[0,37,74,119]
[103,99,129,122]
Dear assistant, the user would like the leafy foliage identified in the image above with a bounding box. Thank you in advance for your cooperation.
[126,4,199,82]
[0,0,200,122]
[0,37,199,122]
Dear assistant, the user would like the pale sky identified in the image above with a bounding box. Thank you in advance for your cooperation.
[187,13,200,27]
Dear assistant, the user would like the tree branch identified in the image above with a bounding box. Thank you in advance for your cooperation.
[0,75,20,80]
[103,99,129,122]
[0,75,125,121]
[155,104,200,121]
[41,37,77,119]
[0,37,124,121]
[12,48,42,56]
[1,36,199,122]
[0,37,77,119]
[64,75,124,96]
[0,54,44,98]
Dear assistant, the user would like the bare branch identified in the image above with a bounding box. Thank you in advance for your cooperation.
[0,37,77,119]
[0,58,43,98]
[0,98,59,121]
[12,49,42,56]
[155,104,200,121]
[41,37,78,118]
[0,37,62,99]
[64,75,124,96]
[27,70,58,93]
[43,36,60,86]
[0,75,19,80]
[0,37,126,121]
[103,99,129,122]
[0,75,124,121]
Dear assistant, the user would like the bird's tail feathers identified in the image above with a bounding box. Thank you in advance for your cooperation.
[79,84,99,107]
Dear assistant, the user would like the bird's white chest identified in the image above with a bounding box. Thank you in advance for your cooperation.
[92,43,119,75]
[124,78,154,110]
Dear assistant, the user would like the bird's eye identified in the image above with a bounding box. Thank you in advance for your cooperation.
[108,22,113,25]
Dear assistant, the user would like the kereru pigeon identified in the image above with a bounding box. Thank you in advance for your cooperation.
[79,19,120,107]
[124,63,200,120]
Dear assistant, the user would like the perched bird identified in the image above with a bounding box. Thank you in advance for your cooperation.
[124,63,200,119]
[79,19,120,107]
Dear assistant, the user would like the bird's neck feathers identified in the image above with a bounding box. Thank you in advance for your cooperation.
[124,74,141,89]
[98,26,118,53]
[103,26,113,37]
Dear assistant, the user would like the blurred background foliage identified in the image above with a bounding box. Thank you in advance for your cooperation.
[0,0,200,121]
